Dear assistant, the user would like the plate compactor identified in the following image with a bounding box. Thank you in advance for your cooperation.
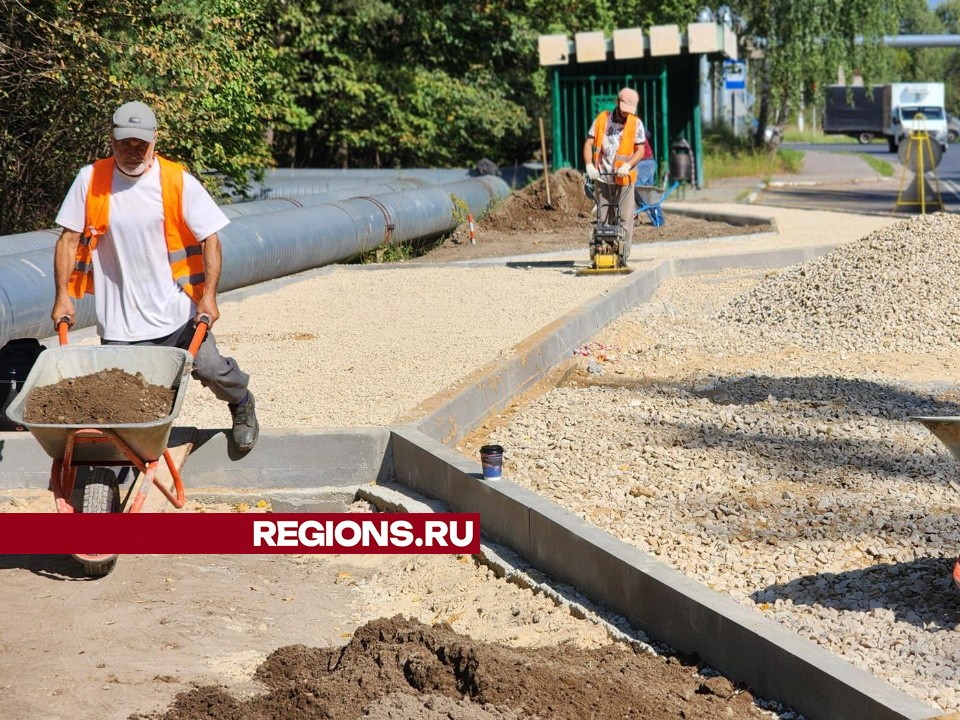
[577,174,634,277]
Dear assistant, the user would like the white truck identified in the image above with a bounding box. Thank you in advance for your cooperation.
[823,82,949,152]
[884,82,948,153]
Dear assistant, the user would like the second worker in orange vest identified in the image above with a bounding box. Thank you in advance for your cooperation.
[582,87,646,264]
[52,101,259,453]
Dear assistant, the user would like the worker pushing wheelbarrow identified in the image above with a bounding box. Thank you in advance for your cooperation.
[5,318,209,575]
[5,99,262,575]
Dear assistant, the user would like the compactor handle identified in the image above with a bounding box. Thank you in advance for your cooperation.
[56,317,71,347]
[187,314,210,358]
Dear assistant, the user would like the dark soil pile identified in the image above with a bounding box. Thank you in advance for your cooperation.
[24,368,175,424]
[133,616,771,720]
[478,169,594,233]
[422,169,772,263]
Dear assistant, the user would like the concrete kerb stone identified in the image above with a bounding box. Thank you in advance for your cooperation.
[0,427,392,490]
[1,214,939,719]
[184,427,392,489]
[408,241,842,449]
[664,206,776,228]
[386,429,937,720]
[405,262,669,446]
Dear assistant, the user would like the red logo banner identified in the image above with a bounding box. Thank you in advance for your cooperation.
[0,513,481,554]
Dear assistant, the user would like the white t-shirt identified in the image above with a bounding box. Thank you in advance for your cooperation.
[588,113,646,173]
[56,161,229,341]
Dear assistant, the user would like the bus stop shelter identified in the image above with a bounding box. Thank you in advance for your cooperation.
[538,23,739,188]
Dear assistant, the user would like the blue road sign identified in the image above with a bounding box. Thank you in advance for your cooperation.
[724,60,746,90]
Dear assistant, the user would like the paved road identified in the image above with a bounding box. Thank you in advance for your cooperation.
[754,141,960,215]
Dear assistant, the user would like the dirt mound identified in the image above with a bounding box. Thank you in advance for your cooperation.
[25,369,175,424]
[135,616,770,720]
[478,169,594,233]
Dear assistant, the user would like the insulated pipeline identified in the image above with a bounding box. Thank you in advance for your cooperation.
[215,176,508,291]
[0,175,509,345]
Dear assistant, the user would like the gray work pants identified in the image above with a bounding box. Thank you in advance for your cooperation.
[102,320,249,406]
[594,181,636,260]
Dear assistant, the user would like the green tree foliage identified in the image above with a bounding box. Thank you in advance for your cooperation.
[727,0,905,143]
[268,0,697,168]
[938,0,960,114]
[0,0,298,234]
[877,0,950,87]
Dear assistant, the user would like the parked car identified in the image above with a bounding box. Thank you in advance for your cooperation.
[949,114,960,143]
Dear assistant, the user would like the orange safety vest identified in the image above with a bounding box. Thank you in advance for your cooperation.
[591,111,638,186]
[69,155,206,303]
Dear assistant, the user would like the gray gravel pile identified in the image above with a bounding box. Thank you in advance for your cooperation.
[480,270,960,712]
[716,212,960,353]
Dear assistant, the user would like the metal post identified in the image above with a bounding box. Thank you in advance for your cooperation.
[551,68,564,168]
[660,63,669,169]
[699,55,712,124]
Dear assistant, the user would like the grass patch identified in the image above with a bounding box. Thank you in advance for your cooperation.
[704,148,806,179]
[702,122,805,180]
[358,233,447,264]
[778,148,805,172]
[359,242,415,264]
[847,152,894,177]
[782,128,866,144]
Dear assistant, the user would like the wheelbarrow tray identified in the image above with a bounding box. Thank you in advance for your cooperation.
[5,345,193,464]
[635,180,680,211]
[912,416,960,465]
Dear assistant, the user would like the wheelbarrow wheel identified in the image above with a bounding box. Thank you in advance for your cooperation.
[71,468,120,577]
[71,467,120,514]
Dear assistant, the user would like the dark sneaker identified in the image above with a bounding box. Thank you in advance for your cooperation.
[229,392,259,452]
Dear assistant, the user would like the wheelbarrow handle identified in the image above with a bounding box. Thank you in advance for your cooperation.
[187,314,211,358]
[56,317,72,346]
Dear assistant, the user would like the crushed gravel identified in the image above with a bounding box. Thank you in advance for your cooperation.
[716,212,960,353]
[469,261,960,713]
[174,265,631,429]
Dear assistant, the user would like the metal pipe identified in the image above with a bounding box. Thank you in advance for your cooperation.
[0,176,509,345]
[262,168,471,179]
[0,178,446,253]
[855,34,960,48]
[217,176,508,291]
[0,229,61,256]
[248,170,468,199]
[228,177,432,214]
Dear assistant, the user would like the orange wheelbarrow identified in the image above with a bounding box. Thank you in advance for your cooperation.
[5,317,208,576]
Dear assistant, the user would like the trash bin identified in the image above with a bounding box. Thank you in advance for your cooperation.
[670,138,694,184]
[0,339,45,431]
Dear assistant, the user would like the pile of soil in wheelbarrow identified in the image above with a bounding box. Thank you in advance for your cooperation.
[24,369,174,424]
[133,616,770,720]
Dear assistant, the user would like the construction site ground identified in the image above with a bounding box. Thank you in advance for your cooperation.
[0,168,919,719]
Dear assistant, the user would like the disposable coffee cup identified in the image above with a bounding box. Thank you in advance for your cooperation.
[479,444,504,480]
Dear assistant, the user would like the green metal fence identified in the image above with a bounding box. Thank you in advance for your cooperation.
[551,70,668,180]
[547,54,704,187]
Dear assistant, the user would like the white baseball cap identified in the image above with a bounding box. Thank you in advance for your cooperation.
[112,101,157,142]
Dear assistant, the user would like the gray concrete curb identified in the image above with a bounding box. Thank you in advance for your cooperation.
[666,205,776,227]
[388,426,936,720]
[404,243,841,447]
[0,428,391,489]
[0,226,939,720]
